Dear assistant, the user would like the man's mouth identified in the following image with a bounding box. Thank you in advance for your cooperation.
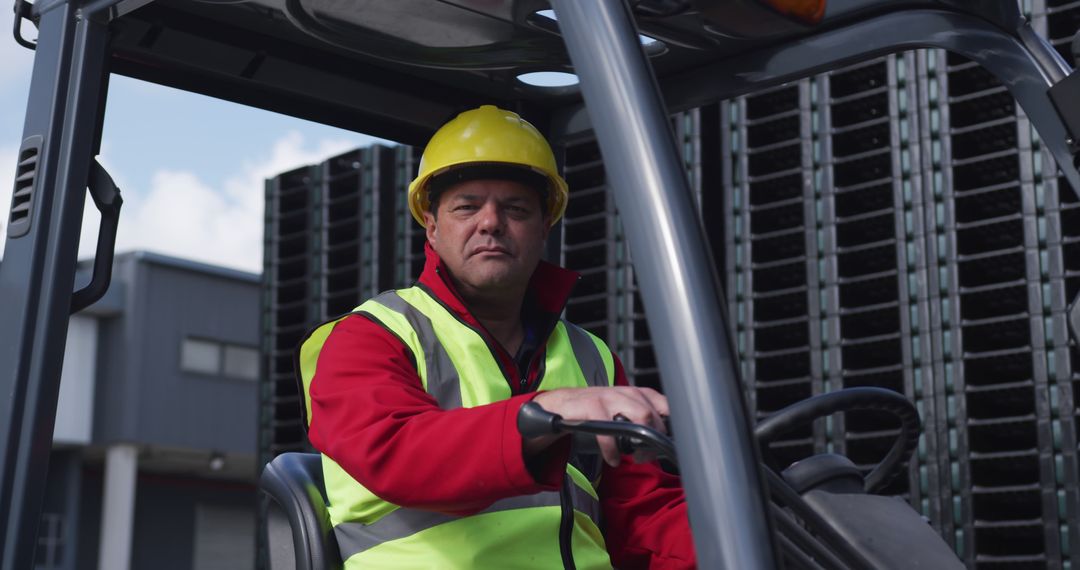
[471,245,511,257]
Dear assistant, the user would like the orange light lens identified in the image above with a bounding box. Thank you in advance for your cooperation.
[763,0,826,24]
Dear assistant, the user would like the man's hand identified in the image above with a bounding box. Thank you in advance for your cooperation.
[526,386,669,467]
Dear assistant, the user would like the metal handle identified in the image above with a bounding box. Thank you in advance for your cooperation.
[517,401,678,462]
[12,0,36,50]
[71,159,122,314]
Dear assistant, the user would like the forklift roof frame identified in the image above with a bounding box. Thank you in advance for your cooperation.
[1,1,1077,568]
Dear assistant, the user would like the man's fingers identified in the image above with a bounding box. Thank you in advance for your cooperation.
[597,435,621,467]
[615,388,668,434]
[638,387,670,418]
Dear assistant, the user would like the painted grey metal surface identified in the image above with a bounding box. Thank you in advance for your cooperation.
[549,1,776,568]
[0,2,111,568]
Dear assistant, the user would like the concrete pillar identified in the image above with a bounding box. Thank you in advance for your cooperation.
[98,444,137,570]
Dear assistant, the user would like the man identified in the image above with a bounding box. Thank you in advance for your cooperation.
[298,105,695,569]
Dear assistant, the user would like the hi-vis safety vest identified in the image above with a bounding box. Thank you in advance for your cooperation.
[298,286,617,569]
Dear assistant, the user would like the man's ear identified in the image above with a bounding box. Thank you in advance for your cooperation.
[423,211,438,244]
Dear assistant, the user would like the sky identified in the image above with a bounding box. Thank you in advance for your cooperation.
[0,8,387,274]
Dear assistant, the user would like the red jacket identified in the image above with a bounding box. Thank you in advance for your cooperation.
[307,243,696,569]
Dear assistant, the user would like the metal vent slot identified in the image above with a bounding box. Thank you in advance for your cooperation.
[563,216,607,246]
[972,487,1042,521]
[753,260,807,292]
[751,230,806,263]
[967,417,1038,452]
[752,289,808,321]
[748,173,803,206]
[275,256,309,283]
[840,305,901,338]
[969,452,1040,487]
[834,182,892,217]
[750,201,803,234]
[959,283,1029,320]
[748,142,802,175]
[277,234,309,260]
[961,316,1033,353]
[954,185,1022,222]
[835,212,894,245]
[950,121,1018,159]
[754,321,809,352]
[8,136,42,238]
[971,524,1046,562]
[745,86,798,119]
[837,243,896,277]
[963,350,1033,387]
[956,216,1024,255]
[278,209,310,236]
[755,375,813,407]
[755,352,810,383]
[958,251,1026,287]
[828,59,888,98]
[948,90,1016,128]
[833,152,891,188]
[838,273,897,308]
[841,337,901,370]
[830,91,888,128]
[965,383,1035,420]
[746,114,800,147]
[952,152,1021,191]
[832,120,890,156]
[842,367,903,390]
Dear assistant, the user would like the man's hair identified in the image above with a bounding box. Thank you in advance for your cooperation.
[427,163,549,218]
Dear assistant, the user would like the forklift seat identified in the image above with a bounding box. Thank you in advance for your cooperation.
[260,452,343,570]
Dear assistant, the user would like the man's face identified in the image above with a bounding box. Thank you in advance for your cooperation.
[424,179,550,296]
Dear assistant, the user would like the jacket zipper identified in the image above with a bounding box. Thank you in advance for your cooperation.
[559,474,577,570]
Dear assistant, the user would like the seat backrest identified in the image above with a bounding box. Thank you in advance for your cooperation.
[260,452,343,570]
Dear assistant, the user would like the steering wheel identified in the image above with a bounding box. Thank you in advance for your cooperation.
[754,387,920,493]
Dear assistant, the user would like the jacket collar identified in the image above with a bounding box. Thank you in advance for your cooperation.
[417,242,579,331]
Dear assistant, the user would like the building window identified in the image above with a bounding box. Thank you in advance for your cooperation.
[223,345,258,380]
[181,338,221,375]
[182,338,258,380]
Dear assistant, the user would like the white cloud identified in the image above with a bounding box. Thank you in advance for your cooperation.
[0,8,34,87]
[106,132,359,273]
[2,132,364,274]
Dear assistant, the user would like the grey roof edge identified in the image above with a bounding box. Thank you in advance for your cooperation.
[78,250,262,284]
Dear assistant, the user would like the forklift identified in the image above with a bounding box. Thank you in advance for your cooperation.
[2,0,1079,568]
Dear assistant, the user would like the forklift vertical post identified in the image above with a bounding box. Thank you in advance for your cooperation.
[0,3,111,568]
[550,1,778,567]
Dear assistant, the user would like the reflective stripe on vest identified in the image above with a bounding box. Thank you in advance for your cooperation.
[297,286,616,569]
[334,483,600,558]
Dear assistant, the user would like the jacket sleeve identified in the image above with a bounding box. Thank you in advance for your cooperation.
[599,357,697,570]
[306,314,569,515]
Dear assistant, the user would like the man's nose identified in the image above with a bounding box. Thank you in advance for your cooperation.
[476,201,504,233]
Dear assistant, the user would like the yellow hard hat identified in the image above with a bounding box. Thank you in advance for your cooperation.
[408,105,569,227]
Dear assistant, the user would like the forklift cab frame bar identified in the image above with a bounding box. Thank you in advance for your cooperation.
[1,1,1077,569]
